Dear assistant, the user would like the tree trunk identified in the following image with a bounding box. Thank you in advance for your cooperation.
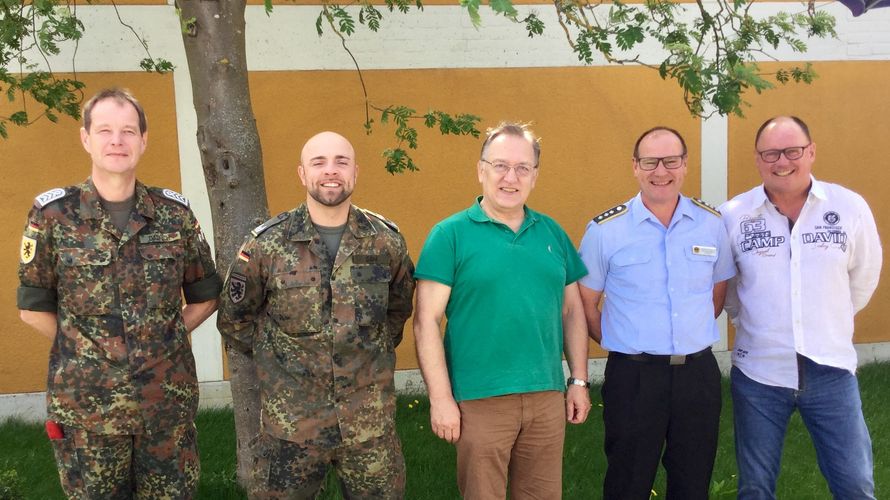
[177,0,267,487]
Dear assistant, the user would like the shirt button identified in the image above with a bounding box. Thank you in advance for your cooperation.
[673,313,678,317]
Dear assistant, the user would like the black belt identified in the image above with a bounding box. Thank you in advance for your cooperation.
[609,346,712,366]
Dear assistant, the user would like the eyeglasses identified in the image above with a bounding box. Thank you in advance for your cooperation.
[756,144,810,163]
[634,155,685,171]
[480,159,537,178]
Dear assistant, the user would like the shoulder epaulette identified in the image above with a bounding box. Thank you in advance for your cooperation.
[152,188,190,208]
[593,204,628,225]
[362,208,400,233]
[691,197,721,217]
[251,212,290,238]
[33,187,75,209]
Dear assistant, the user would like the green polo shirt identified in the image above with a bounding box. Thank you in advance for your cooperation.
[415,197,587,402]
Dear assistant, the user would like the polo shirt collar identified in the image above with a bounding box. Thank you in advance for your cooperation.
[468,195,539,227]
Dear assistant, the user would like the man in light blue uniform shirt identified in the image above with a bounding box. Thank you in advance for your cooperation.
[578,126,736,500]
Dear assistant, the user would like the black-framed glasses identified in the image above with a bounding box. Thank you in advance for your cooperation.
[757,144,810,163]
[634,155,685,171]
[480,159,537,178]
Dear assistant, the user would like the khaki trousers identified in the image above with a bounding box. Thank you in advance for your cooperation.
[456,391,565,500]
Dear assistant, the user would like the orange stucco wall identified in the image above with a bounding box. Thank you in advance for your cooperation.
[1,61,888,394]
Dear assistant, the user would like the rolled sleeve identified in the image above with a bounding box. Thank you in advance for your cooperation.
[17,285,58,312]
[182,272,223,303]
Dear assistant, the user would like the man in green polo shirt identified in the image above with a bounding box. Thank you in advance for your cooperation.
[413,122,591,499]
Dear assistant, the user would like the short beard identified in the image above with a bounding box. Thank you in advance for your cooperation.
[308,187,352,207]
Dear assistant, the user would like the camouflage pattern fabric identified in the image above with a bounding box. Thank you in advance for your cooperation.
[16,178,220,495]
[50,421,199,499]
[217,204,414,495]
[249,429,405,499]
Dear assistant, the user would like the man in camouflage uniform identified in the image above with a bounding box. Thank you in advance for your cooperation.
[17,88,222,499]
[217,131,415,498]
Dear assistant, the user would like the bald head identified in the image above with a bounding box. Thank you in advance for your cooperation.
[301,131,355,167]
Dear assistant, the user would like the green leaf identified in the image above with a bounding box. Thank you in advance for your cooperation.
[264,0,274,15]
[489,0,518,20]
[460,0,483,28]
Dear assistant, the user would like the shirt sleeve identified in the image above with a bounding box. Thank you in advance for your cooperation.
[414,225,456,287]
[217,236,267,353]
[713,218,737,284]
[17,206,59,312]
[849,196,882,313]
[555,221,588,285]
[180,208,222,303]
[577,221,607,292]
[386,232,416,348]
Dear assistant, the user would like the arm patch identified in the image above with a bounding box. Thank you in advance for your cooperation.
[251,212,290,237]
[691,197,721,217]
[593,204,628,225]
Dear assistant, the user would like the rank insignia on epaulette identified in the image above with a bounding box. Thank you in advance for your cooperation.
[362,208,400,233]
[251,212,290,238]
[593,204,628,225]
[229,273,247,303]
[161,189,190,207]
[692,197,721,217]
[34,188,70,209]
[20,235,37,264]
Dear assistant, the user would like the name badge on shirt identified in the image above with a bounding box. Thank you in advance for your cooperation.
[692,245,717,257]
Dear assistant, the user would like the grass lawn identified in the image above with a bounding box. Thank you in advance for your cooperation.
[2,362,888,499]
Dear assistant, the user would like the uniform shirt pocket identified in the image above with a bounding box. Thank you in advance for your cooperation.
[684,245,718,293]
[268,271,323,335]
[610,247,657,298]
[57,248,113,315]
[351,264,392,326]
[139,243,186,309]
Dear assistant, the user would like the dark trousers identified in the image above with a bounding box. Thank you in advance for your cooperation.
[602,349,721,500]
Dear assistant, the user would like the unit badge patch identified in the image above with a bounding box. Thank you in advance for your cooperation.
[229,273,247,303]
[823,211,840,225]
[20,236,37,264]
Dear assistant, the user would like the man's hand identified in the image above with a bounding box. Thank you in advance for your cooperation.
[430,396,462,443]
[565,385,592,424]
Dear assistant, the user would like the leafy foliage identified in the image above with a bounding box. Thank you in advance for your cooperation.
[0,0,172,136]
[514,0,837,116]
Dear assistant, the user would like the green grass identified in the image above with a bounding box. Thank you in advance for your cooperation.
[2,362,889,499]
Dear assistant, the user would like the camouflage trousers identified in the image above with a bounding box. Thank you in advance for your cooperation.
[249,430,405,499]
[49,421,199,499]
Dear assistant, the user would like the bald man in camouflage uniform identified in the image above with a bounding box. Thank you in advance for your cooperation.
[218,131,415,499]
[17,88,221,498]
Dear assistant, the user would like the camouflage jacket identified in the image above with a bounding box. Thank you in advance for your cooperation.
[17,179,222,435]
[217,204,415,446]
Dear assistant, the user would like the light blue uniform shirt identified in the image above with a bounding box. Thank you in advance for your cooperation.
[578,194,736,355]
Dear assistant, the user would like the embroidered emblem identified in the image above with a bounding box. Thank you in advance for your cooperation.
[161,189,190,207]
[20,236,37,264]
[34,188,68,209]
[238,248,251,263]
[229,273,247,303]
[823,211,840,225]
[593,204,628,225]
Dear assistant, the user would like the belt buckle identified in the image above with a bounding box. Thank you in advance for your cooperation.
[669,354,686,366]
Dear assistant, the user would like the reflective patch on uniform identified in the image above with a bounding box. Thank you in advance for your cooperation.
[21,235,37,264]
[229,273,247,303]
[161,189,190,207]
[35,188,68,208]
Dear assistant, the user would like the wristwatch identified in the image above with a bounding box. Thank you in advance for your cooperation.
[567,377,590,389]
